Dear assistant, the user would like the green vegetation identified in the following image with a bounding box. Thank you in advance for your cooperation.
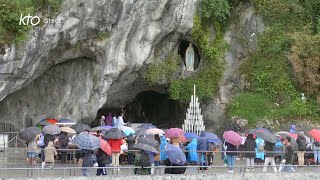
[168,0,230,101]
[0,0,63,44]
[229,93,319,125]
[145,53,181,84]
[230,0,320,125]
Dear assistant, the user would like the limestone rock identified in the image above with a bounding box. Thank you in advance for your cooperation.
[0,0,196,128]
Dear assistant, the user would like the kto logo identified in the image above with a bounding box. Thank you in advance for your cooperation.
[19,14,40,26]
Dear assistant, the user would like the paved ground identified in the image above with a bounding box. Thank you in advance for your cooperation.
[1,148,320,178]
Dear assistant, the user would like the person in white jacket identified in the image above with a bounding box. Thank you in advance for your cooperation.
[115,113,126,129]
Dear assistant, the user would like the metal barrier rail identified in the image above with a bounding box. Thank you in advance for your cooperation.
[0,164,320,178]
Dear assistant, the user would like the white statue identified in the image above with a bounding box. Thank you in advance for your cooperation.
[185,43,195,71]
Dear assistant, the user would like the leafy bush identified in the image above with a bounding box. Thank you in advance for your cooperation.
[0,0,34,44]
[201,0,230,25]
[145,53,181,85]
[0,0,63,45]
[229,93,319,125]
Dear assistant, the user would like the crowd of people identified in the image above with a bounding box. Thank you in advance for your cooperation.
[22,116,320,176]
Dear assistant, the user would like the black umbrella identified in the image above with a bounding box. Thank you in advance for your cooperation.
[71,123,91,134]
[255,131,277,143]
[133,143,158,153]
[138,137,159,148]
[19,127,41,141]
[103,128,126,139]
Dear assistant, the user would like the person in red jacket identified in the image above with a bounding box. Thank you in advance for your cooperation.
[108,138,124,167]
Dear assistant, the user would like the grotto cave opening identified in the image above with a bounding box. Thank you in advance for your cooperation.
[96,90,187,129]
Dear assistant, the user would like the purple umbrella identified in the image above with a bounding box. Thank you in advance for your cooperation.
[200,132,221,143]
[223,130,242,146]
[165,144,186,165]
[184,132,199,139]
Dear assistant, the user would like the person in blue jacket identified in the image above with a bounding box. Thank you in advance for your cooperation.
[160,137,168,162]
[255,137,265,165]
[186,138,198,163]
[197,137,209,166]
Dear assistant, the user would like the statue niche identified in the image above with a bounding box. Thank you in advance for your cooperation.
[185,43,195,71]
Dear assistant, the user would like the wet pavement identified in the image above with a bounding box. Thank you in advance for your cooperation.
[1,148,320,179]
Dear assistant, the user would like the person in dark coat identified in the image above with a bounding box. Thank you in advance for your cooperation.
[280,136,295,173]
[262,142,277,173]
[296,131,306,166]
[59,131,69,164]
[225,141,237,172]
[126,134,135,165]
[81,150,96,176]
[243,134,256,172]
[197,137,209,166]
[96,148,108,176]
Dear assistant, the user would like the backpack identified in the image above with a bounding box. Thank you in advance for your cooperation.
[60,137,69,147]
[37,134,45,147]
[314,141,320,147]
[258,142,265,152]
[135,151,150,167]
[208,142,215,151]
[298,137,306,150]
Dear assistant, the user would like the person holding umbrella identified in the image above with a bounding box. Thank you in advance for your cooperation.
[26,137,38,166]
[223,130,242,173]
[58,131,69,164]
[104,128,126,167]
[243,134,256,172]
[262,141,277,173]
[96,148,109,176]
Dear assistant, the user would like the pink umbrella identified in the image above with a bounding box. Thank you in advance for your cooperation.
[99,137,111,156]
[223,130,242,146]
[146,128,165,135]
[165,128,187,142]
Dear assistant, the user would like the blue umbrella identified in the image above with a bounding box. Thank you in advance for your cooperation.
[138,123,156,129]
[200,132,221,143]
[184,132,199,139]
[165,144,186,165]
[73,133,99,150]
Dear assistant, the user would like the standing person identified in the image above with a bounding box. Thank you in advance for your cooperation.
[263,142,277,173]
[160,137,168,162]
[233,119,242,134]
[105,113,113,126]
[225,141,237,173]
[81,150,97,176]
[26,138,38,166]
[164,138,187,174]
[243,134,256,172]
[154,135,161,174]
[186,138,198,164]
[39,133,54,168]
[296,131,307,166]
[126,134,135,165]
[280,136,295,173]
[108,138,123,167]
[59,131,69,164]
[100,116,106,126]
[44,141,57,168]
[289,125,296,133]
[115,112,126,129]
[112,114,117,128]
[197,137,209,167]
[312,137,320,165]
[255,137,265,166]
[96,148,108,176]
[146,150,156,174]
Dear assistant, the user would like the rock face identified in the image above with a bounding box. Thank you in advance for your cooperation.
[0,0,196,128]
[201,1,265,133]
